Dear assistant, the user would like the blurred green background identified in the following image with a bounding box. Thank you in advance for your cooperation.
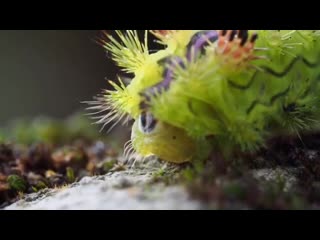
[0,30,118,124]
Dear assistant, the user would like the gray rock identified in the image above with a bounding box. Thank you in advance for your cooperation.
[4,156,299,210]
[5,169,202,210]
[252,167,298,192]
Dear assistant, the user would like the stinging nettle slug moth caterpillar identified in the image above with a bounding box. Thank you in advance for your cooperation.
[85,30,320,164]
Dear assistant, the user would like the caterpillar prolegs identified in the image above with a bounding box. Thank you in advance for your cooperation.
[87,30,320,163]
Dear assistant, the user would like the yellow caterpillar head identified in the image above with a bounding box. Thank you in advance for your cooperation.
[85,30,200,164]
[131,112,196,163]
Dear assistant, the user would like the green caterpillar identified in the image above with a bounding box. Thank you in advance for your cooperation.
[86,30,320,163]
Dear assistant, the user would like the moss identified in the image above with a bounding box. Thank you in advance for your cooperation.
[102,160,117,173]
[153,168,166,178]
[31,181,48,193]
[181,167,197,182]
[66,167,75,183]
[181,159,206,183]
[152,168,170,184]
[7,175,27,192]
[149,163,185,185]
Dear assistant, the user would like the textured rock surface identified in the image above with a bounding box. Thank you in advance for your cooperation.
[5,169,203,210]
[252,167,298,192]
[5,161,298,210]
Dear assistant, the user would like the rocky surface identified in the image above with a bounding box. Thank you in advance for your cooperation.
[5,166,299,210]
[252,167,298,192]
[5,168,203,210]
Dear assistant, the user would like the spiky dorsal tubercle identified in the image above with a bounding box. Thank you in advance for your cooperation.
[99,30,149,73]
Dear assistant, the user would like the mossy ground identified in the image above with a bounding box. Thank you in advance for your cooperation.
[0,113,128,208]
[1,113,320,209]
[179,133,320,209]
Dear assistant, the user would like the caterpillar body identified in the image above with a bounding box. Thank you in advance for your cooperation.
[86,30,320,163]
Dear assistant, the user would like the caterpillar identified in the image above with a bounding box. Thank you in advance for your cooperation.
[86,30,320,164]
